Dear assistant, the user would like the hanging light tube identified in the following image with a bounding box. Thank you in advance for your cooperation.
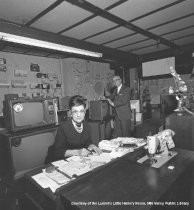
[0,32,102,58]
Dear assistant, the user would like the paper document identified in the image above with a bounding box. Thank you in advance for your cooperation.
[52,153,113,177]
[43,169,70,185]
[32,173,64,193]
[57,162,92,177]
[85,152,112,163]
[52,160,69,168]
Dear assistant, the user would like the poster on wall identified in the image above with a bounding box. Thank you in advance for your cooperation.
[63,58,114,102]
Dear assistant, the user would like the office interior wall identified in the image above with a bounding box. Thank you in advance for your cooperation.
[0,52,63,113]
[140,74,194,105]
[0,53,116,115]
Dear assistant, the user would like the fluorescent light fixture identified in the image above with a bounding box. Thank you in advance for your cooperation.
[0,32,102,58]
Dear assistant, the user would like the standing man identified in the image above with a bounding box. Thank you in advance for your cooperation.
[107,75,131,137]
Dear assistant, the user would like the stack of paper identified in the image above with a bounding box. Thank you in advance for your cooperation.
[53,159,92,177]
[32,148,136,193]
[43,169,70,185]
[85,152,113,164]
[98,140,120,151]
[110,148,134,158]
[32,172,67,193]
[115,137,146,147]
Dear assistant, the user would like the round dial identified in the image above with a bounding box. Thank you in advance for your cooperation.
[13,103,23,113]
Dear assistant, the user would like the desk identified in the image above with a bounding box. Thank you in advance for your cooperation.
[0,125,58,181]
[165,112,194,151]
[134,119,164,138]
[23,148,194,210]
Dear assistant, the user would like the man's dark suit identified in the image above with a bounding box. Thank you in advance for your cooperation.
[110,84,131,137]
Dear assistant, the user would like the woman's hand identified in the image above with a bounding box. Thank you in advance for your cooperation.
[88,144,102,155]
[78,148,91,157]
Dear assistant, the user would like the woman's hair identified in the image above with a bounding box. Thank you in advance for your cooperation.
[69,95,86,110]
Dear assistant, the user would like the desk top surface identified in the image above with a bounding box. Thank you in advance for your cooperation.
[25,148,194,210]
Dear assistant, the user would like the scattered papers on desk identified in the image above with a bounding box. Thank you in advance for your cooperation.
[98,140,120,151]
[66,156,82,162]
[52,159,69,168]
[53,153,113,178]
[56,161,92,178]
[53,150,130,178]
[112,137,146,147]
[110,147,134,158]
[43,169,70,185]
[98,138,146,152]
[32,172,67,193]
[53,158,94,177]
[84,153,112,163]
[32,147,136,193]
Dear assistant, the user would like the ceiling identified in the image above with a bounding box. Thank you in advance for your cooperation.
[0,0,194,65]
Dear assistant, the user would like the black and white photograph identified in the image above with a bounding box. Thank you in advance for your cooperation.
[0,0,194,209]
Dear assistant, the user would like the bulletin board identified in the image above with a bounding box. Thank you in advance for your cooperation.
[62,58,114,102]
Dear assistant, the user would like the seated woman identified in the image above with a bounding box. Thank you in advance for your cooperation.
[54,95,102,160]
